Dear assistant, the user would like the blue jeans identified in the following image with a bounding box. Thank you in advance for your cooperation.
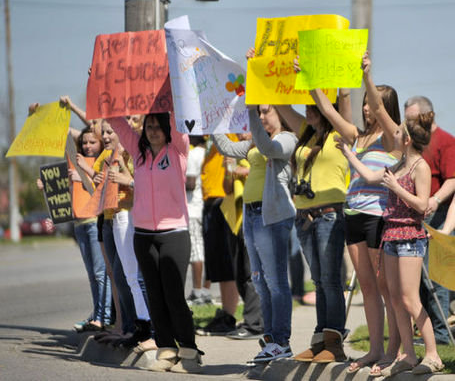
[102,220,136,334]
[289,223,306,297]
[421,204,452,343]
[243,205,293,346]
[74,221,111,324]
[295,210,346,334]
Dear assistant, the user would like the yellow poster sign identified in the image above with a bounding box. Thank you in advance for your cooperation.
[295,29,368,90]
[424,222,455,291]
[246,14,350,105]
[6,102,70,158]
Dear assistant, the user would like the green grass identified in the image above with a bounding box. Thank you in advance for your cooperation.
[190,303,245,329]
[349,324,455,374]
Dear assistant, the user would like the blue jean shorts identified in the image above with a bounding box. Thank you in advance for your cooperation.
[383,238,428,258]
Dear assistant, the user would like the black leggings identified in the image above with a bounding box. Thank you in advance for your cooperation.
[134,228,196,349]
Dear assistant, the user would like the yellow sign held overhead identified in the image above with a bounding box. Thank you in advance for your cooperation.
[295,29,369,90]
[6,102,70,158]
[246,14,350,105]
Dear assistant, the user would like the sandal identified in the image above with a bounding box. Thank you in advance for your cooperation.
[412,357,445,374]
[347,357,379,374]
[382,358,417,377]
[369,358,396,377]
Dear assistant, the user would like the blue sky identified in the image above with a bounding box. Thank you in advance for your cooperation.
[0,0,454,150]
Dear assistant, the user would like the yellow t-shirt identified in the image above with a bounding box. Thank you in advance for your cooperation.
[201,134,238,201]
[243,147,267,203]
[294,130,348,209]
[93,149,117,219]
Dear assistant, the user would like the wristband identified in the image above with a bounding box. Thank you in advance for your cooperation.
[433,195,441,204]
[129,180,134,189]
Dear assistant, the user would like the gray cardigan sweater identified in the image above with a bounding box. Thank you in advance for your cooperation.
[212,109,298,226]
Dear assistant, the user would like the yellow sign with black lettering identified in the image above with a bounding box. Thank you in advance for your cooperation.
[246,14,350,105]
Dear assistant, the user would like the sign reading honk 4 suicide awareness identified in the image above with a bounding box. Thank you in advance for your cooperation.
[246,14,350,105]
[6,102,70,158]
[295,29,368,90]
[86,30,172,119]
[165,27,249,134]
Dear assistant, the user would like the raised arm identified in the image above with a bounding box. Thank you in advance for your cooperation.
[249,109,297,160]
[170,113,189,157]
[212,134,251,159]
[310,89,358,145]
[275,105,306,136]
[362,53,398,148]
[338,88,353,124]
[106,117,140,158]
[335,136,384,184]
[60,95,91,127]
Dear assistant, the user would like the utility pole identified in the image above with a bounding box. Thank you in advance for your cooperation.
[4,0,20,242]
[124,0,168,31]
[351,0,372,130]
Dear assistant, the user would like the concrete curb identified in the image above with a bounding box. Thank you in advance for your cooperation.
[78,335,454,381]
[243,359,455,381]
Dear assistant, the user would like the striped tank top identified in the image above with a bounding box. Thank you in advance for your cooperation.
[345,135,398,216]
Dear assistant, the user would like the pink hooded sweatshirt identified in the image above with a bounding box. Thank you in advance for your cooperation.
[107,115,189,231]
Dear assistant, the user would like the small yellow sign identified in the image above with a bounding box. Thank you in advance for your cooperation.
[295,29,369,90]
[6,102,70,158]
[246,14,350,105]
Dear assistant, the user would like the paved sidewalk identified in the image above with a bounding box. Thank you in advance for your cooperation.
[78,291,454,380]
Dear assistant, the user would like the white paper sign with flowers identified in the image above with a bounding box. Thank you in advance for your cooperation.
[165,18,249,135]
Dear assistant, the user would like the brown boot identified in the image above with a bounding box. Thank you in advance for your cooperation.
[169,347,202,374]
[312,328,346,363]
[294,332,324,362]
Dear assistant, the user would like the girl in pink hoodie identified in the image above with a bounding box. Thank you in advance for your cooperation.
[107,113,202,374]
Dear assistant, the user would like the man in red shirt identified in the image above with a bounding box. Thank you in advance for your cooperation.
[405,96,455,345]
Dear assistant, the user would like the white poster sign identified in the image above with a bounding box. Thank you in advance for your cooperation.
[165,28,249,135]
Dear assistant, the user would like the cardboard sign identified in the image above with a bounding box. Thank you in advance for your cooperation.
[6,102,70,158]
[67,156,96,218]
[86,30,173,119]
[245,14,350,105]
[76,149,119,218]
[424,222,455,291]
[40,161,73,224]
[295,29,368,90]
[165,28,249,134]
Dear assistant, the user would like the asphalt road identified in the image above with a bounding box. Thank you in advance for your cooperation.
[0,238,226,381]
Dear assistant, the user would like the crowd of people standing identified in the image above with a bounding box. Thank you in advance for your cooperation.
[32,47,454,377]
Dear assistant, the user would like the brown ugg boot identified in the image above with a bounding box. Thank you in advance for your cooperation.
[294,332,324,362]
[169,347,202,374]
[312,328,347,363]
[146,347,178,372]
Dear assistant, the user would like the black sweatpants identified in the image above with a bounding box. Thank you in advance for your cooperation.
[134,228,196,349]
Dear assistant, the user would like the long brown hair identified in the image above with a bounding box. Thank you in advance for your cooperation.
[291,105,334,177]
[362,85,401,134]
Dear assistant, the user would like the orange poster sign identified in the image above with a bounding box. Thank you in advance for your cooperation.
[77,150,119,218]
[86,30,173,119]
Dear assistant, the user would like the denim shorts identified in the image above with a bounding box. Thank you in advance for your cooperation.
[383,238,428,258]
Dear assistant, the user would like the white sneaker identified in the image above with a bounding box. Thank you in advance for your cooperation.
[251,342,292,363]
